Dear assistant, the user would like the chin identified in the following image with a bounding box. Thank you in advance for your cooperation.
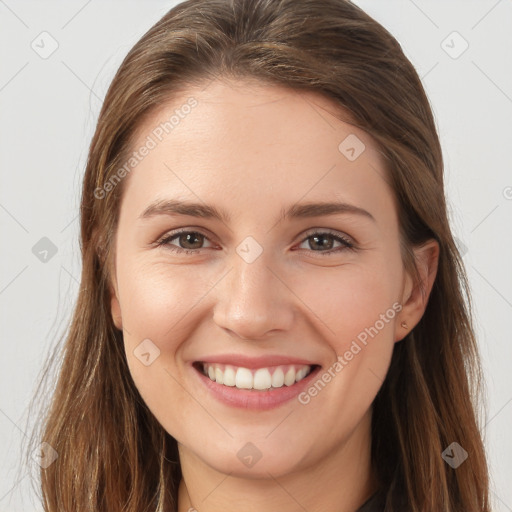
[183,437,312,479]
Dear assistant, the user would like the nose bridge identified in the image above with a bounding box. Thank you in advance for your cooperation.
[213,244,294,339]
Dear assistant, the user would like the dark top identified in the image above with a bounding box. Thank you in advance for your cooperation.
[355,488,386,512]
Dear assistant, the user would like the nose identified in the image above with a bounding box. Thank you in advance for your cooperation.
[212,250,295,341]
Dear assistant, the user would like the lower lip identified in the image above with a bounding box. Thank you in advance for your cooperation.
[192,364,322,410]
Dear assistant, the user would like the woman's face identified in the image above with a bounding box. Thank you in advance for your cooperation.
[109,78,426,478]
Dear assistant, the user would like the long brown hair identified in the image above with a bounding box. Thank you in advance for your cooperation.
[27,0,491,510]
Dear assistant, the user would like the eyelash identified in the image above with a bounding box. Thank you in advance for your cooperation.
[155,228,356,256]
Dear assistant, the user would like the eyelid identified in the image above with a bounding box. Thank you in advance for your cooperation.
[298,227,355,245]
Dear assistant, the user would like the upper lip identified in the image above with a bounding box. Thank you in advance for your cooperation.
[194,354,321,369]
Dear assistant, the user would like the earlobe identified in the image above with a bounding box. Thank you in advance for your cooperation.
[395,239,439,342]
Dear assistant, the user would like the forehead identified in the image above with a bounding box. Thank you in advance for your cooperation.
[137,78,369,151]
[119,78,395,227]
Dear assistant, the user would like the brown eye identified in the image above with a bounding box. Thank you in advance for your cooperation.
[157,230,214,253]
[176,232,205,249]
[297,231,355,255]
[308,233,336,251]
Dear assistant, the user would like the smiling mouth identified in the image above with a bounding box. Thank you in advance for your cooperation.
[193,361,320,391]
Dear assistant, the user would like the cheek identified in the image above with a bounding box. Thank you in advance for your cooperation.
[116,258,219,422]
[289,260,400,402]
[117,256,216,346]
[118,251,401,372]
[290,260,400,347]
[292,268,399,425]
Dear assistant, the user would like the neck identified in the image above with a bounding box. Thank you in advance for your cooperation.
[177,409,378,512]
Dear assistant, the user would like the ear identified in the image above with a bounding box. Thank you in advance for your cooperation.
[396,239,439,342]
[95,226,123,331]
[110,278,123,331]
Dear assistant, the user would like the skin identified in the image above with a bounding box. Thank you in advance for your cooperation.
[109,77,439,512]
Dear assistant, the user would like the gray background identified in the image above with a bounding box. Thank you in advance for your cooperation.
[0,0,511,510]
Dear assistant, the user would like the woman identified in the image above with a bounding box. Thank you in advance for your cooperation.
[30,0,491,510]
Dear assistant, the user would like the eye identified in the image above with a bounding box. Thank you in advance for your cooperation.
[295,230,355,256]
[156,229,214,254]
[155,228,355,256]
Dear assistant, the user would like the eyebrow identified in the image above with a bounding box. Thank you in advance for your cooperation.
[138,199,376,224]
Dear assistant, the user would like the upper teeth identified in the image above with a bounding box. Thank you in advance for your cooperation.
[202,363,312,390]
